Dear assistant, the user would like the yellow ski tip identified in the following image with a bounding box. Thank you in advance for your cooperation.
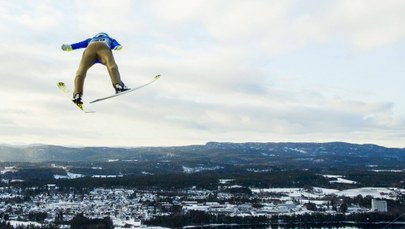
[155,74,161,79]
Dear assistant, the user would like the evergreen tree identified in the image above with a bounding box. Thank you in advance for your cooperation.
[340,202,348,213]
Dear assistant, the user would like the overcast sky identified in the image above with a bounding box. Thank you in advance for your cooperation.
[1,0,405,147]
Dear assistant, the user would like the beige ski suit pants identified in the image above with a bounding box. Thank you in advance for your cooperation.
[74,42,123,96]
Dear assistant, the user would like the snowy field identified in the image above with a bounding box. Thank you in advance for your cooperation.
[9,220,42,227]
[251,187,404,200]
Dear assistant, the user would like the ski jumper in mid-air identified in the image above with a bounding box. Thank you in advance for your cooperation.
[61,32,129,105]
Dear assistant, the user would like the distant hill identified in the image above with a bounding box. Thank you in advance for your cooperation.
[1,142,405,169]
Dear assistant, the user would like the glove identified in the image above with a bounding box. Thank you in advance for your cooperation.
[61,44,72,51]
[114,45,123,51]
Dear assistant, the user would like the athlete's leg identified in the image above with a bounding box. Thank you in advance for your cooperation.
[97,45,124,87]
[74,44,97,96]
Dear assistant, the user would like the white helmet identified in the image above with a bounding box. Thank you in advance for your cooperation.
[95,32,109,38]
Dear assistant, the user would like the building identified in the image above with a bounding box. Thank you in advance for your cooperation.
[371,199,387,212]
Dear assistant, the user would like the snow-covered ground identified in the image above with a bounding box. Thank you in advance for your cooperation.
[323,174,357,184]
[372,169,405,172]
[336,187,402,199]
[113,217,141,228]
[9,220,42,227]
[92,174,124,178]
[0,166,17,174]
[54,172,84,179]
[330,177,357,184]
[182,166,223,173]
[251,187,403,200]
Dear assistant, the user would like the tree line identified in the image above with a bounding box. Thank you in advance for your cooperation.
[144,210,405,228]
[0,214,113,229]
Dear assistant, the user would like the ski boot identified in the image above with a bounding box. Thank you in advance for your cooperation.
[72,93,83,105]
[114,83,130,94]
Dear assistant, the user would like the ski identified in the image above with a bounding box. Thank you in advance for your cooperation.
[89,74,161,104]
[56,82,95,113]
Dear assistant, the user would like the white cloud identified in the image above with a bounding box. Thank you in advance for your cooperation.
[329,0,405,50]
[152,0,212,23]
[0,1,62,34]
[71,0,137,35]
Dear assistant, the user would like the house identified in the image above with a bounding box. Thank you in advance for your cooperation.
[371,199,387,212]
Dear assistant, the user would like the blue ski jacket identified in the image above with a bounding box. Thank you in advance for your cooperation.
[71,33,121,50]
[70,33,121,64]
